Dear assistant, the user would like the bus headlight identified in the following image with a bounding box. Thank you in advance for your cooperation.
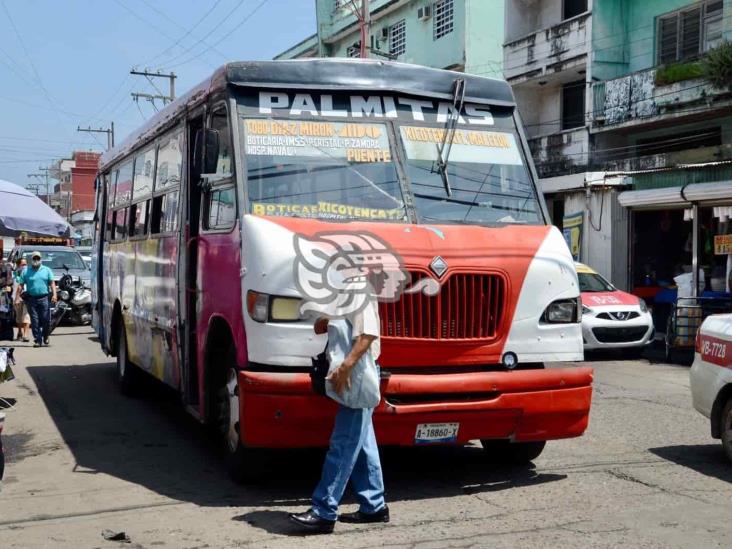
[247,291,302,323]
[542,298,581,323]
[270,297,302,321]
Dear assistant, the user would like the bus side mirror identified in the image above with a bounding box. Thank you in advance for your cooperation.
[193,128,220,176]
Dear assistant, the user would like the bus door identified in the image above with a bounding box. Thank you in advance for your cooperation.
[92,174,107,340]
[180,111,205,410]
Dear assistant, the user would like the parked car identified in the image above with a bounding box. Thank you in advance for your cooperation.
[690,313,732,461]
[7,245,90,289]
[576,262,654,355]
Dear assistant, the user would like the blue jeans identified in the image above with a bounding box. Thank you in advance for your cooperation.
[311,406,386,521]
[27,295,50,344]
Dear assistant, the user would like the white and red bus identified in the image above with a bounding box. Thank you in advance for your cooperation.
[92,59,592,478]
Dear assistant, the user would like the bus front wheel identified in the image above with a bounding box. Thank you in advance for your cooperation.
[216,363,261,483]
[480,439,546,464]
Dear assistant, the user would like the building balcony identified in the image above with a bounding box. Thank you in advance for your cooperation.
[591,68,732,132]
[503,12,590,85]
[528,127,589,179]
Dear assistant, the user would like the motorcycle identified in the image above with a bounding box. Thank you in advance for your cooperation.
[57,271,92,326]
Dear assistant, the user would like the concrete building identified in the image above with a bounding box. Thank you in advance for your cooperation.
[588,0,732,301]
[277,0,732,296]
[49,151,101,245]
[276,0,505,78]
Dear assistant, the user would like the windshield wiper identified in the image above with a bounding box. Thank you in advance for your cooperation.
[433,78,466,198]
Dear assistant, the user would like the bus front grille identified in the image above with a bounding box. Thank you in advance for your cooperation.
[379,272,505,340]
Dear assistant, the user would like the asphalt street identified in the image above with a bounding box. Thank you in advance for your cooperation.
[0,326,730,548]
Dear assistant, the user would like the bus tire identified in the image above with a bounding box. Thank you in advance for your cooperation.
[215,355,261,484]
[480,439,546,464]
[720,398,732,462]
[116,322,139,396]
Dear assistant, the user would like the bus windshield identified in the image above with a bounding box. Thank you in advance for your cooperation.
[244,119,408,222]
[399,124,542,225]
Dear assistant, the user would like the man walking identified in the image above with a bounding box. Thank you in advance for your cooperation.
[20,251,57,347]
[290,295,388,534]
[13,258,30,342]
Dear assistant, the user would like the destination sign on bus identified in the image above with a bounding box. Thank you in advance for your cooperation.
[241,91,496,126]
[399,126,523,165]
[244,119,392,161]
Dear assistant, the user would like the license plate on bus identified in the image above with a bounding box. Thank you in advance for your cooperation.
[414,423,459,444]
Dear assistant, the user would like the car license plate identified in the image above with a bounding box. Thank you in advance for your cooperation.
[414,422,459,444]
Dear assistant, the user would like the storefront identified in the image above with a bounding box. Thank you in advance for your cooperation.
[619,182,732,338]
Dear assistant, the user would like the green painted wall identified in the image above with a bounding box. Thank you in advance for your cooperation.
[593,0,732,81]
[277,0,505,77]
[464,0,504,78]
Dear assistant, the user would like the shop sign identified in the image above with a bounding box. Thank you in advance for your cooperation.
[714,234,732,255]
[562,212,584,261]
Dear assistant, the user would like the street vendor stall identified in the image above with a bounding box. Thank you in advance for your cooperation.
[0,179,71,340]
[0,179,70,242]
[619,182,732,360]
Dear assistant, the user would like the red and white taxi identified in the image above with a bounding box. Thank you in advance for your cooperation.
[576,263,654,353]
[690,314,732,461]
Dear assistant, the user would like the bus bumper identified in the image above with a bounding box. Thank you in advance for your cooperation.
[239,368,593,448]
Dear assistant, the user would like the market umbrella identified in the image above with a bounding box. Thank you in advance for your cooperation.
[0,179,70,237]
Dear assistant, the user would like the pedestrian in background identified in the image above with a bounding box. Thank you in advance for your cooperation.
[290,294,388,534]
[20,251,57,347]
[13,258,30,342]
[0,260,14,341]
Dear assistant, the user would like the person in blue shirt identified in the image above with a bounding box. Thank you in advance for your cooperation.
[20,251,57,347]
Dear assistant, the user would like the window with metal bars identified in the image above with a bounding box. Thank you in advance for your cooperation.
[390,19,406,57]
[433,0,454,40]
[346,42,361,58]
[656,1,723,65]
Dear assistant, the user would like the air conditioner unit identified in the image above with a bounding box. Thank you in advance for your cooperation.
[417,5,432,20]
[380,27,389,39]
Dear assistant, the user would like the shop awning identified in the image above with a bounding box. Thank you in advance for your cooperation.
[0,179,71,237]
[618,181,732,209]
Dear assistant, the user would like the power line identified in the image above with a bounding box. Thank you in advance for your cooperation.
[164,0,269,69]
[157,0,246,67]
[137,0,228,66]
[0,0,73,140]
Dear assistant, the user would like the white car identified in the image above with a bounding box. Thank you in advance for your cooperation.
[576,263,654,355]
[690,313,732,461]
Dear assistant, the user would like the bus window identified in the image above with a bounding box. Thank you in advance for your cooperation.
[210,106,232,176]
[115,161,133,207]
[107,170,118,209]
[205,186,236,229]
[105,209,115,241]
[129,201,149,238]
[151,191,179,235]
[156,129,183,189]
[133,147,156,199]
[113,208,128,241]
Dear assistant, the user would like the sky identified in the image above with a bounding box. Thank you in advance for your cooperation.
[0,0,316,189]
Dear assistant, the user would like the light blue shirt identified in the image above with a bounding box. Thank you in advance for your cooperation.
[22,265,54,297]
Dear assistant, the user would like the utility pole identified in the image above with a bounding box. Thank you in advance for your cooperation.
[131,91,170,113]
[130,68,176,113]
[27,168,51,204]
[360,0,371,59]
[25,182,43,196]
[77,122,115,150]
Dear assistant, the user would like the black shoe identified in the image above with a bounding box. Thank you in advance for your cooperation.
[33,342,41,348]
[339,505,390,524]
[43,338,49,346]
[289,509,335,533]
